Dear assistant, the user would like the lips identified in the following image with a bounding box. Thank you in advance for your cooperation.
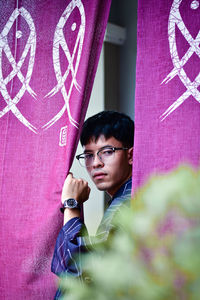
[92,172,107,180]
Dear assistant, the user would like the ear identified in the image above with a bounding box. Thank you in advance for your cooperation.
[127,147,133,165]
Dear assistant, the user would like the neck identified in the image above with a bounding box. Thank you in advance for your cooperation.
[107,175,132,198]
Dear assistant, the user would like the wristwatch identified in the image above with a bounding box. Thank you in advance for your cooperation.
[64,198,80,209]
[60,198,80,213]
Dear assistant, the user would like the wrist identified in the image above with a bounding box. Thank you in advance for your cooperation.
[63,207,81,225]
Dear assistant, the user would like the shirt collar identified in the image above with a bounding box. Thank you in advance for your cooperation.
[108,177,132,206]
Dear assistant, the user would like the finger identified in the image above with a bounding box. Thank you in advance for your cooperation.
[67,172,73,178]
[65,173,74,184]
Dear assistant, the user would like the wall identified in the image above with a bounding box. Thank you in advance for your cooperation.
[71,47,105,235]
[108,0,137,119]
[71,1,138,234]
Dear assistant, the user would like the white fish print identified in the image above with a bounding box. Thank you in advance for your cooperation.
[160,0,200,121]
[0,7,37,133]
[43,0,85,130]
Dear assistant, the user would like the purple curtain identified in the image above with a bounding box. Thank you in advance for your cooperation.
[133,0,200,191]
[0,0,111,298]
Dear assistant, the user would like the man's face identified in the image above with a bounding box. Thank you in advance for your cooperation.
[83,135,133,196]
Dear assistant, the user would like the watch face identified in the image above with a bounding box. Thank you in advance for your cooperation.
[64,198,78,209]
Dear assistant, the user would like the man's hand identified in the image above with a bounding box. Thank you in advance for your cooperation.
[61,173,91,205]
[61,173,90,225]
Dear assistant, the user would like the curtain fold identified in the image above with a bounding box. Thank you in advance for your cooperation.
[133,0,200,192]
[0,0,111,298]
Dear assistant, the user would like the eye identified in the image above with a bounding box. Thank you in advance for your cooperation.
[101,148,114,156]
[84,153,94,160]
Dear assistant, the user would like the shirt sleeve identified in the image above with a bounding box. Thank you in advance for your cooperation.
[51,217,90,277]
[51,181,132,278]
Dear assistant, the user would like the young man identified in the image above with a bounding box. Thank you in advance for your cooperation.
[51,111,134,299]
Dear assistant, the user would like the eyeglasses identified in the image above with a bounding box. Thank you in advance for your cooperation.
[76,146,128,167]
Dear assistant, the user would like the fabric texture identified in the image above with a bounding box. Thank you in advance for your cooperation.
[0,0,111,299]
[51,178,132,299]
[133,0,200,192]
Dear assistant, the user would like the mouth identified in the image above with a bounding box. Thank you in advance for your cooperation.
[92,172,107,180]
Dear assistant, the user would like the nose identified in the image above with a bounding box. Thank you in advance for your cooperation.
[92,153,104,168]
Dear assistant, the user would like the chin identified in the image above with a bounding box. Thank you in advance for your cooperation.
[96,185,107,191]
[95,182,109,191]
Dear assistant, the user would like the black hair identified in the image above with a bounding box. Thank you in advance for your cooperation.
[80,111,134,148]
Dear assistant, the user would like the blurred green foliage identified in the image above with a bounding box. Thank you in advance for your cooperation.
[60,165,200,300]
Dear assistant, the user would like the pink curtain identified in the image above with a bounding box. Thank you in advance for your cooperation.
[0,0,111,298]
[133,0,200,191]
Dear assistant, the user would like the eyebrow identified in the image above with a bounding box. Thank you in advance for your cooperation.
[83,145,114,153]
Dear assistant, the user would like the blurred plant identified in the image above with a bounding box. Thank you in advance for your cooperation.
[60,165,200,300]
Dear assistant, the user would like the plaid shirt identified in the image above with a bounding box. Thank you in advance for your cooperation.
[51,178,132,299]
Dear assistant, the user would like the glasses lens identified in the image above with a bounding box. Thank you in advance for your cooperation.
[77,153,94,167]
[98,148,115,164]
[78,157,86,167]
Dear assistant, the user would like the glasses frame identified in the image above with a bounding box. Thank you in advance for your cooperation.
[76,146,129,167]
